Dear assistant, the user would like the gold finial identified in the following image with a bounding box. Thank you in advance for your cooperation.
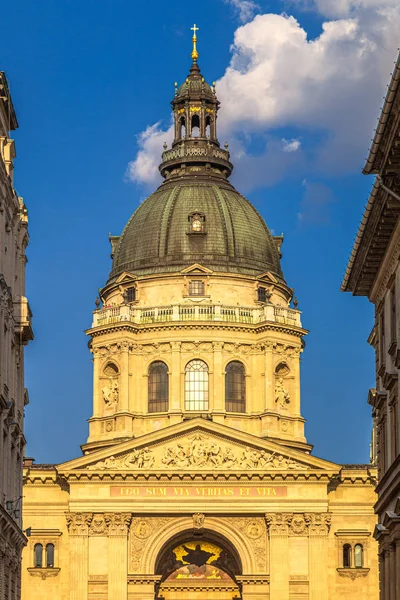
[191,24,199,62]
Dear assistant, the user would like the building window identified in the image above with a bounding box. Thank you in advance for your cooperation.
[189,280,205,296]
[148,361,169,413]
[185,360,209,411]
[354,544,363,568]
[34,544,43,568]
[258,287,267,303]
[188,212,206,234]
[191,114,200,137]
[46,544,55,568]
[225,361,246,413]
[343,544,351,568]
[127,287,136,303]
[180,116,186,139]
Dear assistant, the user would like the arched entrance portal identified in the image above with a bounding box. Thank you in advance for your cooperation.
[155,530,242,600]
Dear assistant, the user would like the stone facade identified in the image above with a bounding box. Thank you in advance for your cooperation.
[0,72,33,600]
[342,50,400,600]
[22,35,378,600]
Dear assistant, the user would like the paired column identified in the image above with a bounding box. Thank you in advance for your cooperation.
[306,513,330,600]
[266,513,291,600]
[106,513,132,600]
[66,512,93,600]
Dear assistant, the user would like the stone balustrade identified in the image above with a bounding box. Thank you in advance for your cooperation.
[92,303,301,328]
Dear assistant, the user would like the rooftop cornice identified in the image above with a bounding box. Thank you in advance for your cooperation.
[364,50,400,174]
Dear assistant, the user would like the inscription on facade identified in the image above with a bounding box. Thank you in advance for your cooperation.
[110,486,287,497]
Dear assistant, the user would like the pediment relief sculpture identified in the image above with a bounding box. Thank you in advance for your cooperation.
[86,434,310,471]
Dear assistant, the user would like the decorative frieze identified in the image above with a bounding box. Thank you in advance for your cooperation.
[228,517,267,570]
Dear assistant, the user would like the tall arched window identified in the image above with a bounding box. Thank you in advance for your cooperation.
[185,360,209,410]
[205,115,211,138]
[148,361,169,413]
[191,114,200,137]
[343,544,351,568]
[180,117,186,139]
[225,361,246,412]
[354,544,363,568]
[46,544,55,568]
[34,544,43,568]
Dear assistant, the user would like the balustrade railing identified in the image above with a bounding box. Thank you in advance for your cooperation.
[93,303,302,328]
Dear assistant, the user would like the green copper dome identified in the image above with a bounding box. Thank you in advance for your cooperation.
[109,59,284,283]
[109,180,284,281]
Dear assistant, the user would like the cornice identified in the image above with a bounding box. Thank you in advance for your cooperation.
[88,320,307,339]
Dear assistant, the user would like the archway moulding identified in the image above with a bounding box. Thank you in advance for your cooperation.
[142,516,256,575]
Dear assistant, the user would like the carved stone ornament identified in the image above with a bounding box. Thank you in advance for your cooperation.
[275,377,290,408]
[289,514,307,536]
[304,513,331,536]
[266,513,293,536]
[129,518,171,572]
[337,568,370,581]
[89,514,108,536]
[102,377,119,410]
[104,513,132,536]
[86,434,310,472]
[27,567,61,580]
[65,512,93,536]
[193,513,205,529]
[229,517,267,570]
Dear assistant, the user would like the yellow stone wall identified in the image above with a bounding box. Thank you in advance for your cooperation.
[21,462,378,600]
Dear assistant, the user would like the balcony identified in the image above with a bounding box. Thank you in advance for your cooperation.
[13,296,34,342]
[92,303,302,329]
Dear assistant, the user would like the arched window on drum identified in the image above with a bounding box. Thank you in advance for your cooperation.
[148,361,169,413]
[185,360,209,411]
[225,361,246,413]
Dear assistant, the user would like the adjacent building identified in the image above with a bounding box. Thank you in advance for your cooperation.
[342,51,400,600]
[22,34,378,600]
[0,73,33,599]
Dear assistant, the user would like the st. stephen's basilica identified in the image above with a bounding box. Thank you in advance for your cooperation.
[21,29,379,600]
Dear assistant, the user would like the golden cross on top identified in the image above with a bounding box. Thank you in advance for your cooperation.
[191,24,199,62]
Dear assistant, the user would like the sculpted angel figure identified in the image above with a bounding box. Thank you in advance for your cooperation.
[275,377,290,409]
[222,447,237,468]
[102,378,119,410]
[161,446,176,466]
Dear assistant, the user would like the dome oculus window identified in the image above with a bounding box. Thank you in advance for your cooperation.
[188,212,206,235]
[189,280,205,296]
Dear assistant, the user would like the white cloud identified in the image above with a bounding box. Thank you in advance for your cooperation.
[126,122,173,187]
[224,0,260,23]
[127,0,400,190]
[282,138,301,152]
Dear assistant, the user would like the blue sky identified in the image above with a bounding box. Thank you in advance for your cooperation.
[2,0,399,465]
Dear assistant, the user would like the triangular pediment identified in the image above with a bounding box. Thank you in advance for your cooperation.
[258,272,278,283]
[181,264,213,275]
[58,419,339,474]
[115,272,137,284]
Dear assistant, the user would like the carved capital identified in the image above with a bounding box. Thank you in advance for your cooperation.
[65,512,93,536]
[266,513,293,536]
[104,512,132,536]
[304,512,331,536]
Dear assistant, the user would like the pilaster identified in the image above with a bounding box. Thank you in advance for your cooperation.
[236,576,270,599]
[264,344,274,412]
[305,512,331,600]
[170,342,181,413]
[119,343,130,412]
[66,512,93,600]
[266,513,291,600]
[105,512,132,600]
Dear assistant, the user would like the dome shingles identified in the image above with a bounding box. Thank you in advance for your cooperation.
[109,181,284,282]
